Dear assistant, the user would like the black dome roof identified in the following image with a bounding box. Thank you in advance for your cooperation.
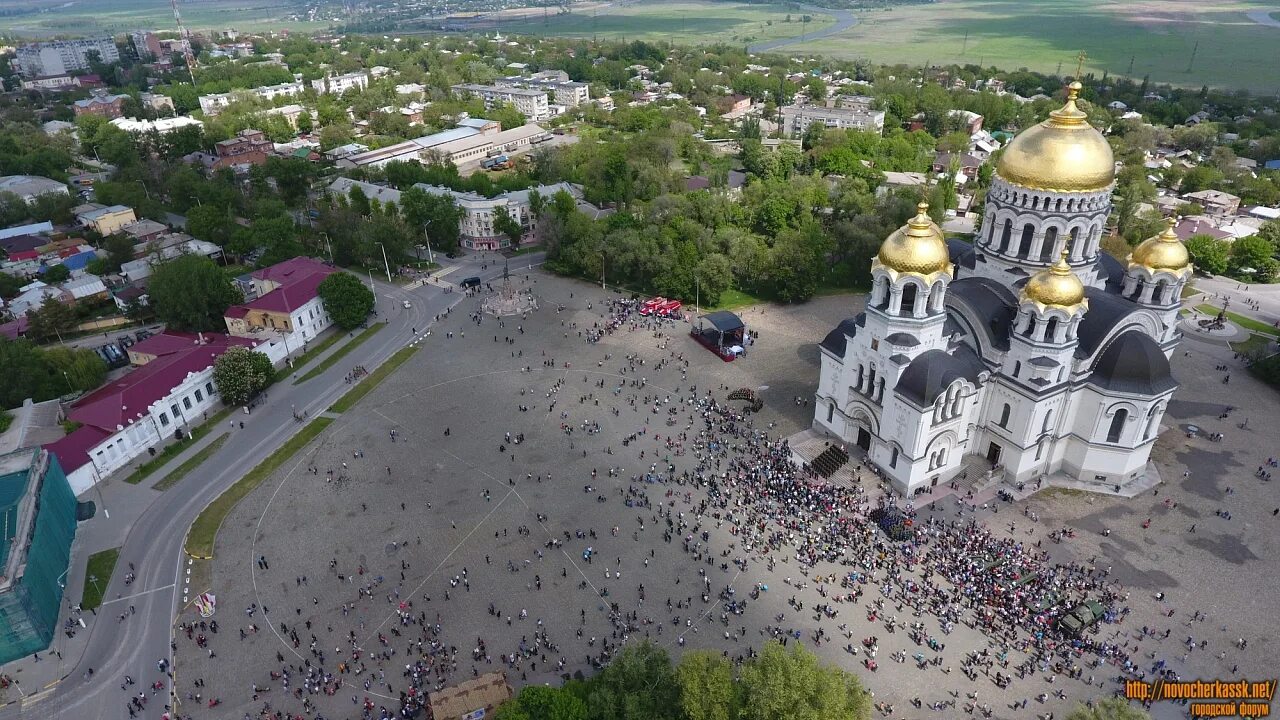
[1088,332,1177,395]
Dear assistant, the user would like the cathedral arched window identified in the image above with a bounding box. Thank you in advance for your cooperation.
[1017,224,1034,258]
[997,403,1011,428]
[1144,406,1160,440]
[827,401,835,423]
[890,446,899,468]
[1044,317,1060,342]
[1055,198,1063,212]
[1042,410,1053,434]
[1107,409,1128,443]
[999,220,1012,253]
[1041,227,1058,262]
[901,283,919,316]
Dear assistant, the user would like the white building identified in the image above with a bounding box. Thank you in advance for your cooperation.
[452,84,550,122]
[496,74,590,107]
[44,333,269,493]
[411,181,585,251]
[813,83,1189,496]
[781,103,885,136]
[312,72,369,95]
[0,176,69,204]
[14,38,119,78]
[110,116,203,135]
[198,78,306,115]
[223,257,337,345]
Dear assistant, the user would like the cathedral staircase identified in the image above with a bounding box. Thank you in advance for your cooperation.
[810,444,850,479]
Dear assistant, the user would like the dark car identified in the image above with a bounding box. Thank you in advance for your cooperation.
[460,276,481,289]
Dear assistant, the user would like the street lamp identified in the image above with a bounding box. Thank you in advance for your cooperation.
[133,180,150,201]
[320,232,333,263]
[376,242,393,283]
[421,218,435,264]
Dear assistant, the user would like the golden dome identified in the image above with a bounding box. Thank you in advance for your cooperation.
[1129,217,1191,274]
[996,82,1115,192]
[875,203,953,277]
[1023,251,1086,309]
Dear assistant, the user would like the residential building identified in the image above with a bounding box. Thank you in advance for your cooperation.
[780,104,885,137]
[1181,189,1241,216]
[44,333,265,491]
[335,126,483,169]
[0,450,76,663]
[327,178,404,206]
[109,116,203,135]
[452,84,550,122]
[130,31,162,60]
[139,92,175,113]
[198,78,306,115]
[61,275,108,302]
[0,176,69,204]
[223,257,338,344]
[260,103,305,129]
[72,90,128,119]
[312,72,369,95]
[122,219,168,244]
[13,38,119,78]
[186,129,273,170]
[20,75,76,92]
[813,84,1188,495]
[496,75,590,107]
[74,203,137,235]
[8,280,70,317]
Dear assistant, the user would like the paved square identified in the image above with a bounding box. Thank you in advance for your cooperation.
[172,271,1280,720]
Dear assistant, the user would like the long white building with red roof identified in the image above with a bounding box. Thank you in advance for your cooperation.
[223,257,338,345]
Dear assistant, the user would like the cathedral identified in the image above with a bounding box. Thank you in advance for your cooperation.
[813,82,1192,495]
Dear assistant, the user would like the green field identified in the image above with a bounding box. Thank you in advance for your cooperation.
[796,0,1280,92]
[0,0,334,38]
[501,2,834,46]
[80,547,120,612]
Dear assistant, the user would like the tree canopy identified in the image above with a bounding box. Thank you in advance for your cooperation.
[317,272,375,330]
[148,255,243,331]
[212,346,274,407]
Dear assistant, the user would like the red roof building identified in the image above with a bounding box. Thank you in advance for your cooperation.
[224,257,338,341]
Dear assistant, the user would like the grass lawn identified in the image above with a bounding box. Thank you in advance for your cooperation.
[293,323,386,385]
[278,331,345,382]
[797,0,1280,92]
[1180,283,1200,299]
[503,1,833,46]
[1230,334,1276,357]
[80,547,120,611]
[153,433,230,491]
[329,346,418,413]
[185,418,333,559]
[123,406,236,485]
[707,288,765,312]
[1194,305,1280,337]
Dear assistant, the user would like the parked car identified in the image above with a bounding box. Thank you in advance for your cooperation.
[460,276,481,289]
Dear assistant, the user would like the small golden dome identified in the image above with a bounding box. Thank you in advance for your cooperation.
[876,203,952,276]
[1023,251,1086,309]
[996,82,1115,193]
[1129,217,1191,273]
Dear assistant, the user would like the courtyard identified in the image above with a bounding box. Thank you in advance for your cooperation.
[170,270,1280,720]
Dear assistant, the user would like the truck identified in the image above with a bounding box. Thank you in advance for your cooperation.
[1057,600,1105,638]
[480,155,512,170]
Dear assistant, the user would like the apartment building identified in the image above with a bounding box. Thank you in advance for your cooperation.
[452,84,550,122]
[14,38,120,78]
[780,103,886,137]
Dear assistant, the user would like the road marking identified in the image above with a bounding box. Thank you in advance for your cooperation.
[100,583,176,606]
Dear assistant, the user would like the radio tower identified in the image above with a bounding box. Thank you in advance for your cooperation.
[170,0,198,86]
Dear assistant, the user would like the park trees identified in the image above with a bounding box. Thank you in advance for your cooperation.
[674,651,737,720]
[400,186,465,253]
[1229,235,1278,281]
[148,255,242,331]
[24,296,77,343]
[317,272,375,330]
[738,642,871,720]
[493,686,587,720]
[1184,234,1229,276]
[492,206,524,248]
[0,338,104,407]
[212,346,274,407]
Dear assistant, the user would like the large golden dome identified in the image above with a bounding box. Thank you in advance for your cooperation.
[996,82,1115,193]
[1129,217,1192,275]
[1023,251,1087,309]
[876,203,952,277]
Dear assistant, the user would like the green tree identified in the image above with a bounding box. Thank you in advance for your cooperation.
[317,272,375,330]
[694,253,732,307]
[1064,697,1151,720]
[493,205,524,247]
[1230,234,1278,281]
[489,101,527,131]
[401,186,465,252]
[149,254,242,331]
[25,296,77,343]
[738,642,871,720]
[0,339,63,406]
[41,264,71,283]
[212,346,274,407]
[44,345,106,392]
[186,204,237,247]
[1184,234,1228,276]
[675,650,737,720]
[586,642,680,720]
[0,273,22,299]
[494,686,587,720]
[1257,220,1280,254]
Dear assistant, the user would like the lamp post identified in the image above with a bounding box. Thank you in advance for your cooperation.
[320,232,333,263]
[133,180,150,201]
[376,242,393,283]
[422,218,435,264]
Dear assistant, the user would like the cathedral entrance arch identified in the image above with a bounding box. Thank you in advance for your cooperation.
[986,442,1002,465]
[856,428,871,452]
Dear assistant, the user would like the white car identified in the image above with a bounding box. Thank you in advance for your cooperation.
[402,300,412,309]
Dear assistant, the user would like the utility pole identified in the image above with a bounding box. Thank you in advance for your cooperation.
[378,242,392,283]
[1127,55,1135,77]
[961,30,968,55]
[1186,41,1198,74]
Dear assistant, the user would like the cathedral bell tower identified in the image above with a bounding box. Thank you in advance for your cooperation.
[1006,250,1088,389]
[1124,218,1194,345]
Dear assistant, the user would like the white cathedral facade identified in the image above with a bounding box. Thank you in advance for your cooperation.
[813,82,1193,495]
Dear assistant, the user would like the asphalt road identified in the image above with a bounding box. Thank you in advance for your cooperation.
[9,251,543,720]
[747,3,859,54]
